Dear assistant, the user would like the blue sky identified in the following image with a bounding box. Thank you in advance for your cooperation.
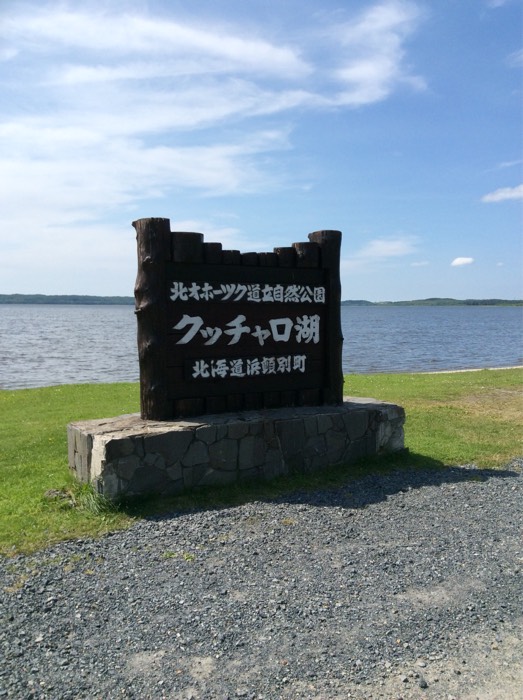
[1,0,521,301]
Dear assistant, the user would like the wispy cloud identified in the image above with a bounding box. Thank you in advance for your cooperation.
[0,47,17,61]
[0,128,293,236]
[0,2,426,215]
[507,48,523,67]
[481,184,523,203]
[356,237,418,259]
[0,2,428,293]
[342,235,418,270]
[4,2,424,109]
[169,219,273,252]
[451,257,474,267]
[327,1,426,105]
[4,9,310,79]
[496,159,522,170]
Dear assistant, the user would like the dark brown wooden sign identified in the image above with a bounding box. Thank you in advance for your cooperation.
[133,217,343,419]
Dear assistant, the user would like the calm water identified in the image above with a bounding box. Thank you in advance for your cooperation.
[0,304,521,389]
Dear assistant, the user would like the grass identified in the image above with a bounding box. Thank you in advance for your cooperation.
[0,368,521,556]
[345,369,522,467]
[0,383,139,556]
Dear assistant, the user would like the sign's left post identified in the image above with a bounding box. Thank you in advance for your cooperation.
[133,217,172,420]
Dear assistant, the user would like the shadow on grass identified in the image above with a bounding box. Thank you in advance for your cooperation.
[115,450,521,521]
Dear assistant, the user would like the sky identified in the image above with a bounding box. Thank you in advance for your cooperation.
[1,0,522,302]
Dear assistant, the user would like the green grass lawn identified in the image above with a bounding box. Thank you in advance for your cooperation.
[345,369,522,467]
[0,383,140,556]
[1,369,521,555]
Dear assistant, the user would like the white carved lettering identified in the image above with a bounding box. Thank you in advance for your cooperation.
[174,314,204,344]
[269,317,293,342]
[294,314,320,344]
[190,354,308,380]
[224,315,251,345]
[170,281,326,304]
[175,313,321,346]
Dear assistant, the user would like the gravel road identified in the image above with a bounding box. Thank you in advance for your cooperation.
[1,460,522,700]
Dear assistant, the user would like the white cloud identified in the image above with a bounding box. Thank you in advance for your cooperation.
[481,184,523,203]
[486,0,511,8]
[496,159,522,170]
[451,257,474,267]
[508,49,523,67]
[5,9,310,79]
[0,128,292,237]
[168,219,268,252]
[4,1,424,105]
[342,236,418,270]
[0,0,427,231]
[0,1,427,294]
[356,236,418,259]
[328,1,426,105]
[3,2,424,119]
[0,47,18,61]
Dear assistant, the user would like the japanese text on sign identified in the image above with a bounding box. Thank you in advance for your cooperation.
[170,282,326,304]
[174,314,321,347]
[191,354,307,380]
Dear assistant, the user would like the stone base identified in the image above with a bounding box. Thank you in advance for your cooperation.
[67,398,405,500]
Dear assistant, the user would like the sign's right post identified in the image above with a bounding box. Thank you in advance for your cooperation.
[308,229,344,405]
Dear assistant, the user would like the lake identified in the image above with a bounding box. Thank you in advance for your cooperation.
[0,304,521,390]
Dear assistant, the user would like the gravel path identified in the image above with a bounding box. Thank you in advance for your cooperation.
[2,461,522,700]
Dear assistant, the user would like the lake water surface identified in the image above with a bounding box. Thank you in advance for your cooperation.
[0,304,521,389]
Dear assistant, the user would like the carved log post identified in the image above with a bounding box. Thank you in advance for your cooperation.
[274,246,296,267]
[293,241,320,268]
[309,230,343,405]
[133,217,172,420]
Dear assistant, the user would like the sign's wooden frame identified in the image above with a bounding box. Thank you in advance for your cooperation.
[134,217,343,419]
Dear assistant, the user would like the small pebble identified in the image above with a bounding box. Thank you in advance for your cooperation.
[418,675,428,689]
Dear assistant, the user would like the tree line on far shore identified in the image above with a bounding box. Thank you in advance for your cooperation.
[0,294,521,306]
[341,298,522,306]
[0,294,135,305]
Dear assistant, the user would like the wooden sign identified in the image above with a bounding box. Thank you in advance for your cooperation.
[133,218,343,419]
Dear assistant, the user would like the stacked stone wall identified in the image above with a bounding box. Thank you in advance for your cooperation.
[68,398,405,501]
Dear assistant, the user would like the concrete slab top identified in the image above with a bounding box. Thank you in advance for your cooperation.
[69,397,402,438]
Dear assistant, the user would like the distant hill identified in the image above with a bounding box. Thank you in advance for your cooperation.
[0,294,134,305]
[0,294,521,306]
[341,298,523,306]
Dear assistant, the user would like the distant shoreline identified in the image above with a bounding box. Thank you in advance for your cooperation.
[341,298,523,307]
[0,294,135,306]
[0,294,521,306]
